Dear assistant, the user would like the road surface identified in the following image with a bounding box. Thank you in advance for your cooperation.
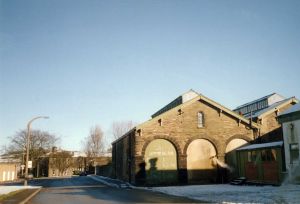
[27,176,202,203]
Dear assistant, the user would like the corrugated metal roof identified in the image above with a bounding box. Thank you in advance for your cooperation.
[237,141,283,151]
[234,93,277,110]
[242,97,296,119]
[278,103,300,116]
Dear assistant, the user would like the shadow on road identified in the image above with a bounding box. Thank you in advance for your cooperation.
[26,176,205,203]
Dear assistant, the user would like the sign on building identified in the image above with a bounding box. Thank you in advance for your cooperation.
[28,161,32,169]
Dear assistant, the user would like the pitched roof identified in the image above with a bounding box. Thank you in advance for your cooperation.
[137,92,259,130]
[252,97,299,118]
[237,141,283,151]
[242,97,298,119]
[112,91,259,145]
[277,102,300,123]
[198,94,259,128]
[234,93,279,109]
[151,89,199,118]
[233,93,287,117]
[278,102,300,116]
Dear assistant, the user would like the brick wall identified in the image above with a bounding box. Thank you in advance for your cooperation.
[129,99,255,185]
[256,103,294,142]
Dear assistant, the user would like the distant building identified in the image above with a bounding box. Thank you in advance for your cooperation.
[47,148,86,177]
[112,90,259,186]
[0,154,20,182]
[38,148,112,177]
[234,93,298,142]
[278,103,300,183]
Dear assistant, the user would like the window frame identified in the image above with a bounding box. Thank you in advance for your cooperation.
[197,111,205,128]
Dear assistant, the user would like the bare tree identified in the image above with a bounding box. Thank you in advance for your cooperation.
[82,125,105,174]
[111,121,135,140]
[49,151,73,176]
[7,129,59,177]
[83,125,104,158]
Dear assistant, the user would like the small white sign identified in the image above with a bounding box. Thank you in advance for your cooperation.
[21,164,25,170]
[28,161,32,169]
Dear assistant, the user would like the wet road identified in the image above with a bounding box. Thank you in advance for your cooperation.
[27,176,201,204]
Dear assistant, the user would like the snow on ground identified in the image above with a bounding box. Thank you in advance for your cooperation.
[91,175,300,203]
[150,184,300,204]
[0,186,40,195]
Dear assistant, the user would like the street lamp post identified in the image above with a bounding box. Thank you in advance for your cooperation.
[24,116,49,186]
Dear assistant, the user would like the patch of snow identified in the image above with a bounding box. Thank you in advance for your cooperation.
[0,186,41,195]
[88,176,300,203]
[150,184,300,204]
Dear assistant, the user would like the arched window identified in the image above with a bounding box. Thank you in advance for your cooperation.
[197,112,204,128]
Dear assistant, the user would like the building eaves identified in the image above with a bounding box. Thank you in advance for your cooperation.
[112,92,260,144]
[278,102,300,116]
[277,102,300,123]
[199,94,259,129]
[256,97,298,119]
[137,93,259,130]
[151,89,200,118]
[237,141,283,151]
[111,128,136,145]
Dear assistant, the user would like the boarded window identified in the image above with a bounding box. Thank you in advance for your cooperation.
[198,112,204,128]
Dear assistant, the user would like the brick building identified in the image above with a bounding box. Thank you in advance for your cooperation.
[112,90,260,185]
[234,93,298,143]
[0,163,18,182]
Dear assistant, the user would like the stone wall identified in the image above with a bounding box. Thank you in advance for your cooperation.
[256,103,294,142]
[130,99,255,185]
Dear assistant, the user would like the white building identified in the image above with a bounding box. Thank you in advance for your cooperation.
[278,103,300,183]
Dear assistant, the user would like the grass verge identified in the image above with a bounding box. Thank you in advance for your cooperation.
[0,189,24,201]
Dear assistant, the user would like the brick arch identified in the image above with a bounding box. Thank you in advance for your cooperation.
[225,134,252,146]
[183,136,219,156]
[221,134,252,155]
[141,136,182,157]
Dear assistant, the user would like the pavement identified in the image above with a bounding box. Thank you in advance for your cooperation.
[27,176,201,204]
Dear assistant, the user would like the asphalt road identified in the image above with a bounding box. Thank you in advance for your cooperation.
[26,176,202,204]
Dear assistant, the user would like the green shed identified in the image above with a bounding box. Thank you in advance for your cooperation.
[236,141,285,185]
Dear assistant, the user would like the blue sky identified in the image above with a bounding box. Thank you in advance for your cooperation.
[1,0,299,151]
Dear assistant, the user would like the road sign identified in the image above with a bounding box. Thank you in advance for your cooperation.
[28,161,32,168]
